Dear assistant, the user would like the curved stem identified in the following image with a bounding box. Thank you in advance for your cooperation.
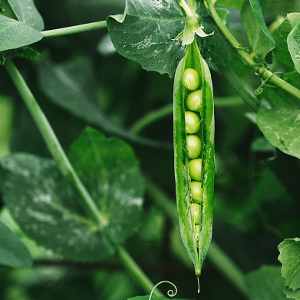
[5,58,162,296]
[42,21,107,38]
[129,104,173,134]
[207,1,300,101]
[145,177,249,298]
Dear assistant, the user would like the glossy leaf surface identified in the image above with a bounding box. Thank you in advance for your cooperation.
[274,13,300,67]
[0,128,144,261]
[7,0,44,30]
[287,21,300,74]
[0,15,43,51]
[257,73,300,159]
[278,238,300,291]
[107,0,231,77]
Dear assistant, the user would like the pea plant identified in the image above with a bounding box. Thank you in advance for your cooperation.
[0,0,300,299]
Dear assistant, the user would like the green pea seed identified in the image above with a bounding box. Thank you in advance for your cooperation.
[191,203,201,225]
[183,68,200,91]
[185,111,200,134]
[190,181,203,203]
[186,135,201,159]
[186,89,202,112]
[189,158,202,181]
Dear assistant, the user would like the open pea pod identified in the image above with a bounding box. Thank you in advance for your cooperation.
[173,40,214,277]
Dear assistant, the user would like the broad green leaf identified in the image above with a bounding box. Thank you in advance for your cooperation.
[257,73,300,159]
[274,13,300,67]
[107,0,185,76]
[216,0,245,9]
[0,15,43,51]
[107,0,231,76]
[0,220,32,268]
[241,0,274,60]
[283,286,300,300]
[7,0,44,30]
[0,127,144,261]
[278,238,300,291]
[287,21,300,74]
[248,0,274,44]
[38,57,171,150]
[245,265,286,300]
[68,127,144,244]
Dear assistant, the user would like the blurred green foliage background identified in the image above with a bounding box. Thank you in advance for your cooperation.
[0,0,300,299]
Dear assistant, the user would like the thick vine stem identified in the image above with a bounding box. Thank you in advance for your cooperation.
[207,1,300,101]
[4,58,163,297]
[42,21,107,38]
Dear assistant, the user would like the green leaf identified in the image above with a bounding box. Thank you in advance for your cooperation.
[241,0,275,60]
[256,72,300,159]
[274,13,300,67]
[0,15,43,51]
[245,265,286,300]
[68,127,144,244]
[7,0,44,30]
[0,127,144,261]
[248,0,274,44]
[283,286,300,300]
[0,220,32,268]
[107,0,185,77]
[216,0,245,9]
[278,238,300,291]
[38,57,171,150]
[287,21,300,74]
[107,0,231,76]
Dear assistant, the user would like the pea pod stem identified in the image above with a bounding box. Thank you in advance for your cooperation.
[145,177,249,297]
[41,21,107,38]
[4,58,162,297]
[207,1,300,101]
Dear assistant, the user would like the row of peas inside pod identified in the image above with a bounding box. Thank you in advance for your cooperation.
[183,68,203,243]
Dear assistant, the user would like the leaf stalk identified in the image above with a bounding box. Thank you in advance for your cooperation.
[41,21,107,38]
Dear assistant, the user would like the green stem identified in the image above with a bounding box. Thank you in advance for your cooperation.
[5,58,161,296]
[145,177,249,298]
[4,58,106,228]
[129,96,244,134]
[41,21,107,38]
[129,104,173,134]
[179,0,194,17]
[207,1,300,101]
[117,246,164,297]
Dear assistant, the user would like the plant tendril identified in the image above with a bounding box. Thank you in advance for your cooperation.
[255,72,283,95]
[149,281,177,300]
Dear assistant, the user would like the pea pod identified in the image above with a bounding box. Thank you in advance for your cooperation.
[173,40,214,277]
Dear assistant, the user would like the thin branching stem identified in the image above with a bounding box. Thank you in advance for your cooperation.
[42,21,107,38]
